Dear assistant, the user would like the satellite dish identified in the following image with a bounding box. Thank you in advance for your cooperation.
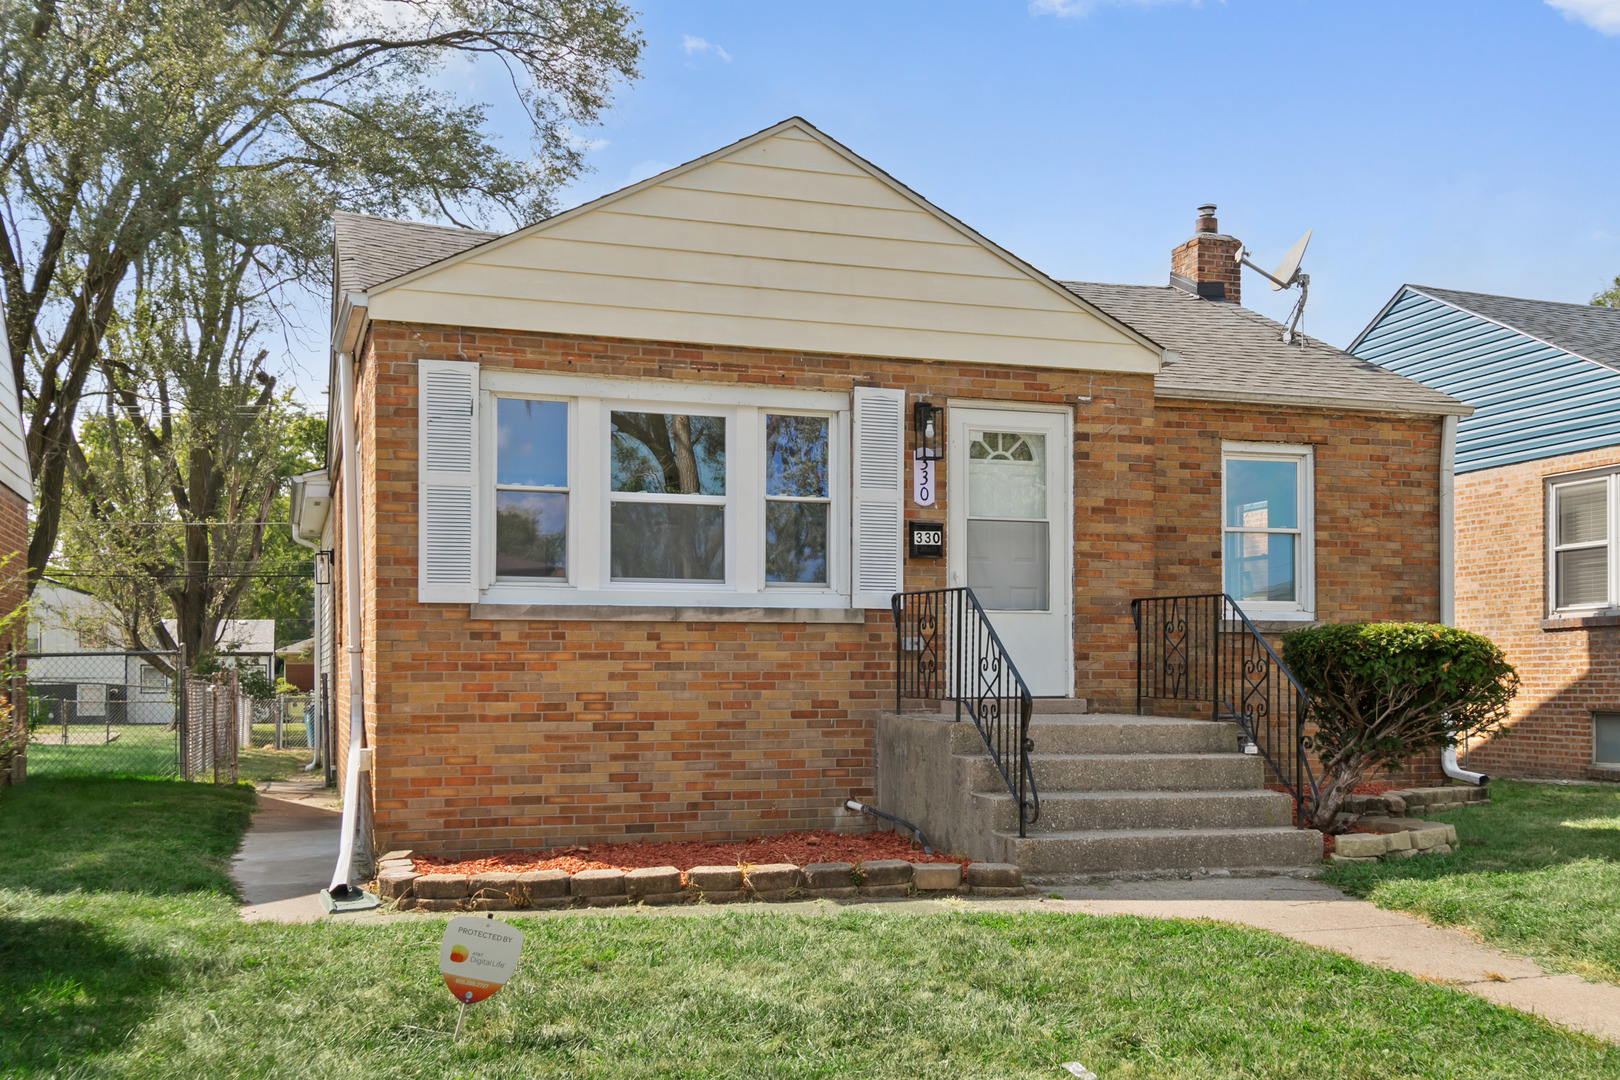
[1269,229,1312,291]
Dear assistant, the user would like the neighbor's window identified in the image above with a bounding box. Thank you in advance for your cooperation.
[495,398,569,579]
[1551,476,1610,611]
[1222,445,1313,613]
[1596,712,1620,767]
[139,665,167,693]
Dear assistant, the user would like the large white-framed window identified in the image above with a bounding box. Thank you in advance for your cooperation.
[1548,470,1615,613]
[1221,442,1314,618]
[478,371,852,607]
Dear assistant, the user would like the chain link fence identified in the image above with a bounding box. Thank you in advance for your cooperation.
[23,651,185,779]
[182,670,241,784]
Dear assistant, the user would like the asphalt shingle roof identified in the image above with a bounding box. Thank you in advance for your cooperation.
[333,211,498,294]
[1063,281,1469,416]
[1408,286,1620,373]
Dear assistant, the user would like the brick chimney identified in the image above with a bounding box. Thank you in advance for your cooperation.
[1170,204,1242,304]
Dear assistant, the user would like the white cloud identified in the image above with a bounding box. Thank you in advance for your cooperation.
[560,127,610,153]
[681,34,732,62]
[1546,0,1620,34]
[1031,0,1201,15]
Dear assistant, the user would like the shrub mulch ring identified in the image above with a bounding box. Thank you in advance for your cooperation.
[412,828,965,878]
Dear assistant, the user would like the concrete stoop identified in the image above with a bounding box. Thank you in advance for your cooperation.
[876,703,1323,883]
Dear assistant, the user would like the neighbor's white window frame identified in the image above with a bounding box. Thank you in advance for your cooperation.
[1219,441,1315,620]
[478,371,852,608]
[1546,467,1619,616]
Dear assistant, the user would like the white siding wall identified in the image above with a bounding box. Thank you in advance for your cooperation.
[368,126,1158,375]
[0,307,33,502]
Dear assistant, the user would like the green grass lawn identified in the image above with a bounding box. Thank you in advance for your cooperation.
[1326,780,1620,985]
[2,778,1618,1079]
[25,724,180,778]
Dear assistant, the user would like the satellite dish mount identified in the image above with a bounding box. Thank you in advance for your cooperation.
[1236,228,1312,344]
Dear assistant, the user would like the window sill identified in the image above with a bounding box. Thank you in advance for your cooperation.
[1542,612,1620,631]
[469,603,867,624]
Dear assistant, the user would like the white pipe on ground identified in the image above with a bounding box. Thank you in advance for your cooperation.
[328,352,366,893]
[1442,747,1487,786]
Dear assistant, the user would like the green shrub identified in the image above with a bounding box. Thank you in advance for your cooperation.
[1281,622,1518,832]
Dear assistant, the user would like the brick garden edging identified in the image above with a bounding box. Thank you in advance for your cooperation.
[373,852,1028,911]
[1328,784,1487,864]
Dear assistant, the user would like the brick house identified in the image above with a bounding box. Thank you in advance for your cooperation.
[1353,287,1620,781]
[0,300,34,783]
[306,118,1467,873]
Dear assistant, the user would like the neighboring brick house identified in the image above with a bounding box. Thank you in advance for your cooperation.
[0,301,33,782]
[1354,287,1620,781]
[315,118,1466,864]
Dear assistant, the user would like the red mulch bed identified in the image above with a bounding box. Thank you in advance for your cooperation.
[412,828,964,878]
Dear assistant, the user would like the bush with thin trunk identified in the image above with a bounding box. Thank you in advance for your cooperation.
[1282,622,1519,833]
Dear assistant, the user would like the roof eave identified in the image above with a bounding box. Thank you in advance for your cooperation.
[1153,384,1474,418]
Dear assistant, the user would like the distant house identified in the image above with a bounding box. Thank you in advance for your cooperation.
[1352,287,1620,780]
[27,585,177,727]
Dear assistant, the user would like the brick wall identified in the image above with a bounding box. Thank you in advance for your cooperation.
[1452,445,1620,780]
[337,324,1157,856]
[0,485,27,653]
[1169,208,1243,304]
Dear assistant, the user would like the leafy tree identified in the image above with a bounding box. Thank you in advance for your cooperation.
[235,411,327,648]
[2,0,642,589]
[1282,622,1519,833]
[1594,275,1620,308]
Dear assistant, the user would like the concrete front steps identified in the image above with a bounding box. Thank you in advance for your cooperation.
[875,700,1322,884]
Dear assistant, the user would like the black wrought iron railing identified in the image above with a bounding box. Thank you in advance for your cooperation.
[1129,593,1320,821]
[891,588,1039,836]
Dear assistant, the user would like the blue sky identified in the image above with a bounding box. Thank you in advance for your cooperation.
[285,0,1620,399]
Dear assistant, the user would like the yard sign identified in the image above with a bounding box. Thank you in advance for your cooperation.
[440,916,524,1005]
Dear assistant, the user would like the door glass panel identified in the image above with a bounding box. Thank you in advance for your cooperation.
[1558,548,1608,608]
[1224,532,1297,602]
[610,503,725,581]
[1225,460,1298,529]
[1558,482,1607,545]
[967,520,1049,611]
[968,431,1046,519]
[495,491,567,578]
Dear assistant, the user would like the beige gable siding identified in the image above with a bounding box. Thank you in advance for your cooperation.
[367,127,1159,374]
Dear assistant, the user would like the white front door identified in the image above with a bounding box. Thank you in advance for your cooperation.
[947,406,1072,697]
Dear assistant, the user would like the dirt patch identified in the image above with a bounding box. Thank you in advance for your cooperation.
[412,828,966,878]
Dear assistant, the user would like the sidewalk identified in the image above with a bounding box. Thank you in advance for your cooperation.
[232,778,341,924]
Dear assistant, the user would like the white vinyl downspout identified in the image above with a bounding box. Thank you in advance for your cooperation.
[329,352,369,891]
[1437,414,1486,785]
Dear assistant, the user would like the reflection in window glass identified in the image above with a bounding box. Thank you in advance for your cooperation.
[1597,713,1620,766]
[1225,460,1298,529]
[1224,532,1297,603]
[611,503,725,581]
[765,415,830,584]
[496,491,568,578]
[766,502,827,583]
[496,399,568,487]
[766,415,828,497]
[967,431,1046,519]
[611,412,726,494]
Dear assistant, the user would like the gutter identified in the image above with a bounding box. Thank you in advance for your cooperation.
[1436,414,1486,787]
[1153,386,1474,418]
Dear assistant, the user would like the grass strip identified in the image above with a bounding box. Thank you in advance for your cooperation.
[1326,779,1620,985]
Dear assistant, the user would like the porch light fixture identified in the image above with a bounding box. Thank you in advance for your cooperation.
[912,400,942,461]
[315,549,334,586]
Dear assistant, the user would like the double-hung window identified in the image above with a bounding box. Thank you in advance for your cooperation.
[1221,442,1314,617]
[1549,472,1615,612]
[480,373,852,606]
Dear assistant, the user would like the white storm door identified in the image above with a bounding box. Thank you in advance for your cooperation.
[947,407,1072,697]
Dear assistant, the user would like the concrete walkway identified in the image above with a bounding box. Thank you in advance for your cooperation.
[232,778,341,924]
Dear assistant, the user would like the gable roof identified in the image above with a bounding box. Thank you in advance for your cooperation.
[1064,282,1471,416]
[1362,286,1620,374]
[334,117,1163,375]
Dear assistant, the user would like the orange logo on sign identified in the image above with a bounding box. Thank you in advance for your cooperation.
[449,945,469,963]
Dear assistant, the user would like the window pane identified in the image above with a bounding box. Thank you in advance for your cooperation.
[1597,713,1620,766]
[611,412,726,494]
[766,501,827,583]
[766,415,828,497]
[495,491,567,578]
[1225,459,1299,529]
[1557,547,1608,608]
[1558,481,1607,546]
[967,519,1049,611]
[611,503,725,581]
[1224,532,1297,603]
[496,399,567,488]
[968,431,1046,519]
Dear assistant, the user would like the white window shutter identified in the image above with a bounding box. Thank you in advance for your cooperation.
[418,358,481,603]
[851,386,906,608]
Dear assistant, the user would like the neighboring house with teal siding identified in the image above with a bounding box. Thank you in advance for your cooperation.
[1352,286,1620,780]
